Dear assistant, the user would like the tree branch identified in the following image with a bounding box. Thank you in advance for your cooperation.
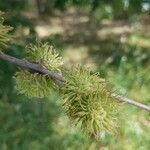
[0,51,149,111]
[111,93,150,111]
[0,51,64,82]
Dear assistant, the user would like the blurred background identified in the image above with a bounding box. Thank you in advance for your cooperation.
[0,0,150,149]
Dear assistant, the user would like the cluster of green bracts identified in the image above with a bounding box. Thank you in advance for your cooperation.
[0,12,119,139]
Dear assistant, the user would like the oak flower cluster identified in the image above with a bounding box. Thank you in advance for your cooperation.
[14,43,63,98]
[61,67,118,138]
[0,12,119,139]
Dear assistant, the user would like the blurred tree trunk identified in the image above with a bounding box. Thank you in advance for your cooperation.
[36,0,46,14]
[111,0,128,19]
[36,0,56,15]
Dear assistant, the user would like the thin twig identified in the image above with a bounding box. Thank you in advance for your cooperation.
[0,51,149,111]
[0,51,64,82]
[111,93,150,111]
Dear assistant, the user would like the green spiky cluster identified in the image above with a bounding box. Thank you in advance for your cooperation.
[26,43,63,73]
[0,10,122,140]
[14,70,54,98]
[0,12,12,48]
[61,67,119,139]
[14,43,63,98]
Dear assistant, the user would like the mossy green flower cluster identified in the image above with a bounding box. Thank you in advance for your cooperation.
[0,12,12,49]
[14,43,63,98]
[14,70,54,98]
[26,43,63,73]
[61,67,119,139]
[13,43,119,138]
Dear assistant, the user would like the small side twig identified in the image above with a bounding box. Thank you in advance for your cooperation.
[0,51,149,111]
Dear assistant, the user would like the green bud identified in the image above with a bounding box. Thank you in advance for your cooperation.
[61,67,119,139]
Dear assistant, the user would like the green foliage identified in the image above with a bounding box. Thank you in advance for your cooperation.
[61,67,119,139]
[0,12,12,49]
[0,0,27,12]
[34,0,149,18]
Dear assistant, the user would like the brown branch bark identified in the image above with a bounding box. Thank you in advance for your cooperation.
[111,93,150,111]
[0,51,149,111]
[0,51,64,82]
